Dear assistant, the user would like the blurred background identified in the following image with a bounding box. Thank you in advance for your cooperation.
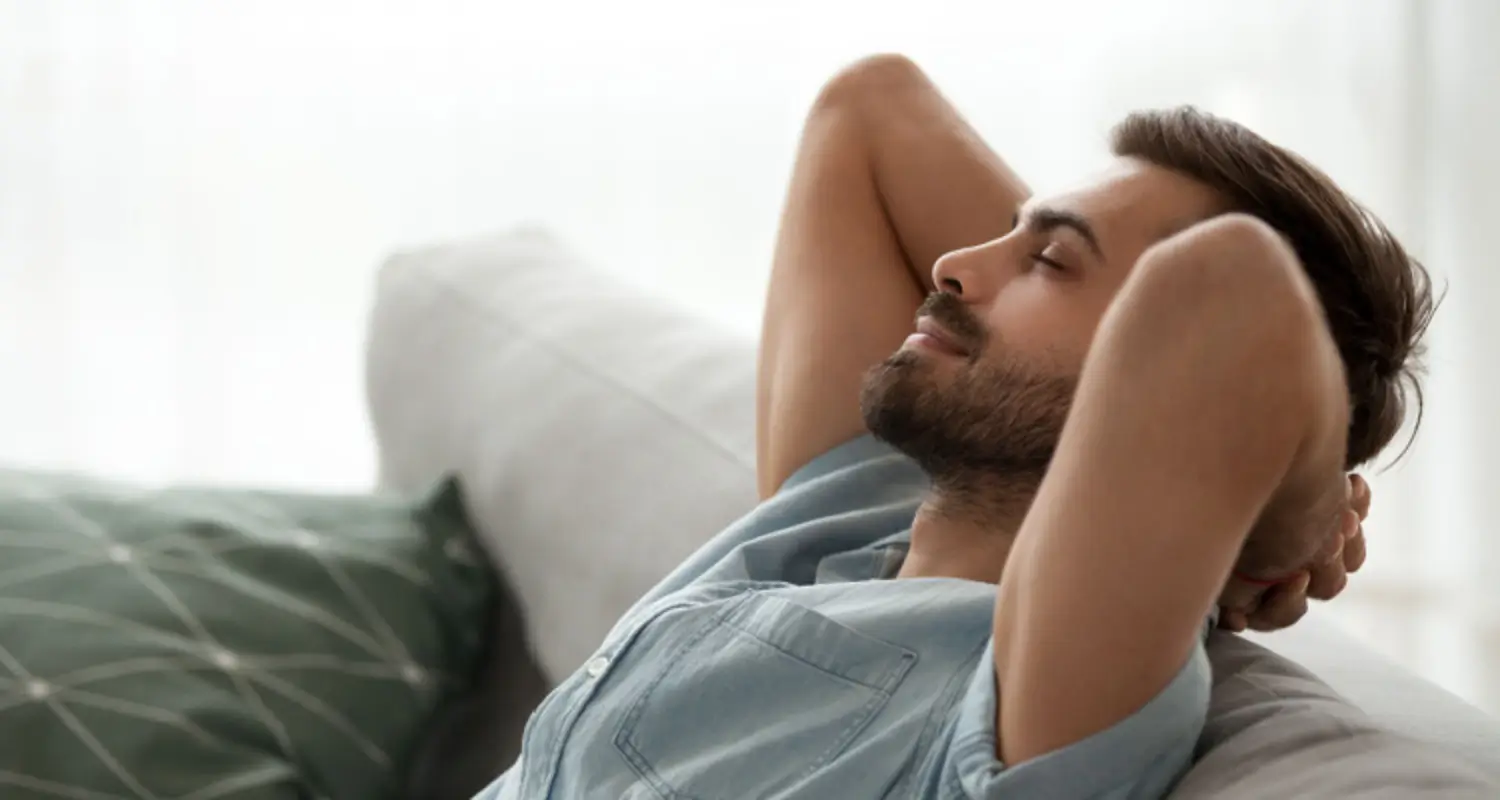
[2,0,1497,712]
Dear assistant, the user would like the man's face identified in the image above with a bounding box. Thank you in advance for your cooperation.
[861,158,1227,491]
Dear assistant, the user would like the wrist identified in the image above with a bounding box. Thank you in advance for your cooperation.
[1241,475,1340,577]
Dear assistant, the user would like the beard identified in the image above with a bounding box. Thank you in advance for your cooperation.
[860,293,1078,511]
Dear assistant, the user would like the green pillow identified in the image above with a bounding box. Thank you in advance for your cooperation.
[0,469,493,800]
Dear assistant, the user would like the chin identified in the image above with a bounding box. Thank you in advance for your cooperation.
[861,346,1076,486]
[863,352,926,399]
[860,353,939,441]
[880,347,955,384]
[899,339,967,368]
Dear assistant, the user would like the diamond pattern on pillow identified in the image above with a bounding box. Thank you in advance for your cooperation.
[0,470,492,800]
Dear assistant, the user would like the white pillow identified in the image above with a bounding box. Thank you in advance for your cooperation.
[366,228,759,681]
[366,228,1500,783]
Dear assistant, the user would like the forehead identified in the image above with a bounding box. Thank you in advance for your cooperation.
[1035,158,1228,260]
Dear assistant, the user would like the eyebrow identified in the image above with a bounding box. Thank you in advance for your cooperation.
[1019,205,1104,259]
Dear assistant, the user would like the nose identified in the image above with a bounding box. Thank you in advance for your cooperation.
[931,240,1005,302]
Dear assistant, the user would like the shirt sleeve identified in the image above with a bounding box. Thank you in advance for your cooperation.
[469,765,515,799]
[945,633,1213,800]
[628,435,928,609]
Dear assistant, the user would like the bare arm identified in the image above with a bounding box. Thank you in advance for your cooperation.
[991,216,1351,763]
[756,55,1029,498]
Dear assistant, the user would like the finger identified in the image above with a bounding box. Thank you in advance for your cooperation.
[1350,474,1372,520]
[1343,526,1367,573]
[1249,573,1311,632]
[1312,517,1348,564]
[1306,558,1348,601]
[1219,608,1249,633]
[1341,507,1360,540]
[1218,577,1264,614]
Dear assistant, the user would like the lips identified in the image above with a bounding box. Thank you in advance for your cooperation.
[914,316,970,357]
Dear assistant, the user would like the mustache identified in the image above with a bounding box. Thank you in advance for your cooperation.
[916,292,987,355]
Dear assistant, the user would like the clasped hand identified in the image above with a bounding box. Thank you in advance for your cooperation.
[1218,474,1371,633]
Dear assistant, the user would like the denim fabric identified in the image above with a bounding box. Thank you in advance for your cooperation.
[474,436,1211,799]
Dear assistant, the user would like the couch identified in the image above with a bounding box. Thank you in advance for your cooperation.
[367,229,1500,798]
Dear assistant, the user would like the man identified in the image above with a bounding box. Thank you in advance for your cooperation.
[478,56,1432,798]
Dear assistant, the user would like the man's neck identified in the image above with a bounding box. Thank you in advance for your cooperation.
[897,479,1034,583]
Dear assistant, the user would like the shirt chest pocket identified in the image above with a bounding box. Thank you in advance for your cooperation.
[612,591,917,800]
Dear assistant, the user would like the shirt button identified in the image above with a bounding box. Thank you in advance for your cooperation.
[585,656,610,678]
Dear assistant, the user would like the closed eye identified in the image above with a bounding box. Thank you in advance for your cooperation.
[1032,252,1066,272]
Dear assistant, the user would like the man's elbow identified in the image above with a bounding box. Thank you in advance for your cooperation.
[808,53,932,118]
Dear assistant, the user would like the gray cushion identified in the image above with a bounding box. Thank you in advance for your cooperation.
[1246,618,1500,778]
[1175,632,1499,796]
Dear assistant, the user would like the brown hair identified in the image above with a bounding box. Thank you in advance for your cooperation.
[1112,107,1437,469]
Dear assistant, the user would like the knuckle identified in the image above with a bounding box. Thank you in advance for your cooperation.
[1346,542,1367,571]
[1311,567,1347,600]
[1269,596,1310,628]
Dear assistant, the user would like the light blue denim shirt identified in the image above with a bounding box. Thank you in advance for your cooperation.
[474,436,1212,799]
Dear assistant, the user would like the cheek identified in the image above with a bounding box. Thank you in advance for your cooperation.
[982,283,1097,369]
